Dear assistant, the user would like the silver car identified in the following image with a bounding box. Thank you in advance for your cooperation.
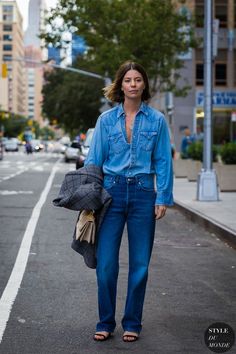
[4,139,19,152]
[76,128,94,169]
[64,141,82,162]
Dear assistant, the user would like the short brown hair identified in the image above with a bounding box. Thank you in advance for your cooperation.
[103,61,151,103]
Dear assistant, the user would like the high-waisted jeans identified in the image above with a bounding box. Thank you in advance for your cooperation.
[96,174,156,334]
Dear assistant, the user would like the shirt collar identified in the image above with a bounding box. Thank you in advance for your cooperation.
[117,102,148,118]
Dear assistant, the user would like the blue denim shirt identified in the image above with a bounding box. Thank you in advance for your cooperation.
[85,102,174,206]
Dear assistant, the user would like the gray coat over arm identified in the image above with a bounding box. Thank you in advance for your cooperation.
[53,164,112,269]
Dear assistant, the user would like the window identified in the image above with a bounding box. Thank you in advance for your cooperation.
[213,112,230,144]
[3,14,13,21]
[215,64,227,85]
[3,24,12,31]
[3,34,12,41]
[3,44,12,51]
[2,54,12,61]
[215,0,227,28]
[3,5,13,12]
[196,63,204,85]
[215,50,227,86]
[71,142,81,149]
[195,0,204,27]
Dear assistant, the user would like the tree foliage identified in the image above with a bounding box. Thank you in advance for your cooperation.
[42,0,198,96]
[42,60,104,135]
[0,113,28,137]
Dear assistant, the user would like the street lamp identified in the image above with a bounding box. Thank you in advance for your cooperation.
[196,0,219,201]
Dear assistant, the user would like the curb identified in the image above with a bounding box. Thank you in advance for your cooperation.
[174,200,236,249]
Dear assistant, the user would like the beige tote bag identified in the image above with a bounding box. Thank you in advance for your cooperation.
[76,210,96,244]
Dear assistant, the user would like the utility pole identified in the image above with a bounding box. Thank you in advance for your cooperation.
[196,0,219,201]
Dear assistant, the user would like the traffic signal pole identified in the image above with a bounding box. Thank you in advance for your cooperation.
[12,57,106,81]
[196,0,219,201]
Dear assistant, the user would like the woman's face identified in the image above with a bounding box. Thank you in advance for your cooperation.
[121,69,145,101]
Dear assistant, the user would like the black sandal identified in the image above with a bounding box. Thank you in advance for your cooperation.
[123,333,139,342]
[93,332,112,341]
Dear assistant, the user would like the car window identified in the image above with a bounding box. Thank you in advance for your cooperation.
[71,142,80,148]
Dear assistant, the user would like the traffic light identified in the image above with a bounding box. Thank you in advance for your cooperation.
[1,64,8,78]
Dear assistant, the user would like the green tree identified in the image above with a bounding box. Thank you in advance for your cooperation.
[42,0,198,96]
[42,60,104,134]
[0,112,28,137]
[39,126,55,140]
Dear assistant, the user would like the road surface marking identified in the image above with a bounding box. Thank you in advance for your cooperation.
[32,166,44,171]
[0,168,29,182]
[0,190,33,195]
[0,159,60,343]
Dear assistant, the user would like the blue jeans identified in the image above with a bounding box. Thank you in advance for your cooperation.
[96,174,156,334]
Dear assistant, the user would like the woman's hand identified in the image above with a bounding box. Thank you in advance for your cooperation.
[155,205,167,220]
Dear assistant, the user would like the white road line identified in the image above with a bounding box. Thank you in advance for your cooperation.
[0,190,33,195]
[0,159,60,343]
[0,168,29,182]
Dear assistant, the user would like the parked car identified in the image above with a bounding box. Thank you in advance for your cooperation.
[10,137,21,146]
[49,141,68,153]
[75,128,94,169]
[1,137,8,147]
[64,141,82,162]
[4,139,19,152]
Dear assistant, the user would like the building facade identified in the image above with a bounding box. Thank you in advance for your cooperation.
[24,45,44,126]
[172,0,236,150]
[24,0,46,47]
[0,63,8,111]
[48,46,61,65]
[24,0,46,126]
[71,34,87,63]
[0,0,26,116]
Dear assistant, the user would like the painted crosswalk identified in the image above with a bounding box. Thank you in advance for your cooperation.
[0,154,75,183]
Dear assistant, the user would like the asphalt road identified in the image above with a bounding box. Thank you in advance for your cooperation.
[0,152,235,354]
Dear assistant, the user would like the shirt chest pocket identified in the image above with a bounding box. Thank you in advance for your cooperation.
[108,132,126,154]
[139,131,157,151]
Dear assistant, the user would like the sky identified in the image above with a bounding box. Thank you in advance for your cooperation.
[16,0,58,30]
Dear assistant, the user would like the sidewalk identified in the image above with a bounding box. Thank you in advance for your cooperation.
[174,177,236,248]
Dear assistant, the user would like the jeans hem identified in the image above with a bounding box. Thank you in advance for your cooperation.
[122,326,142,334]
[96,325,116,333]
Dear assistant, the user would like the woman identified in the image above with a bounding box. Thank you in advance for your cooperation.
[85,61,173,342]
